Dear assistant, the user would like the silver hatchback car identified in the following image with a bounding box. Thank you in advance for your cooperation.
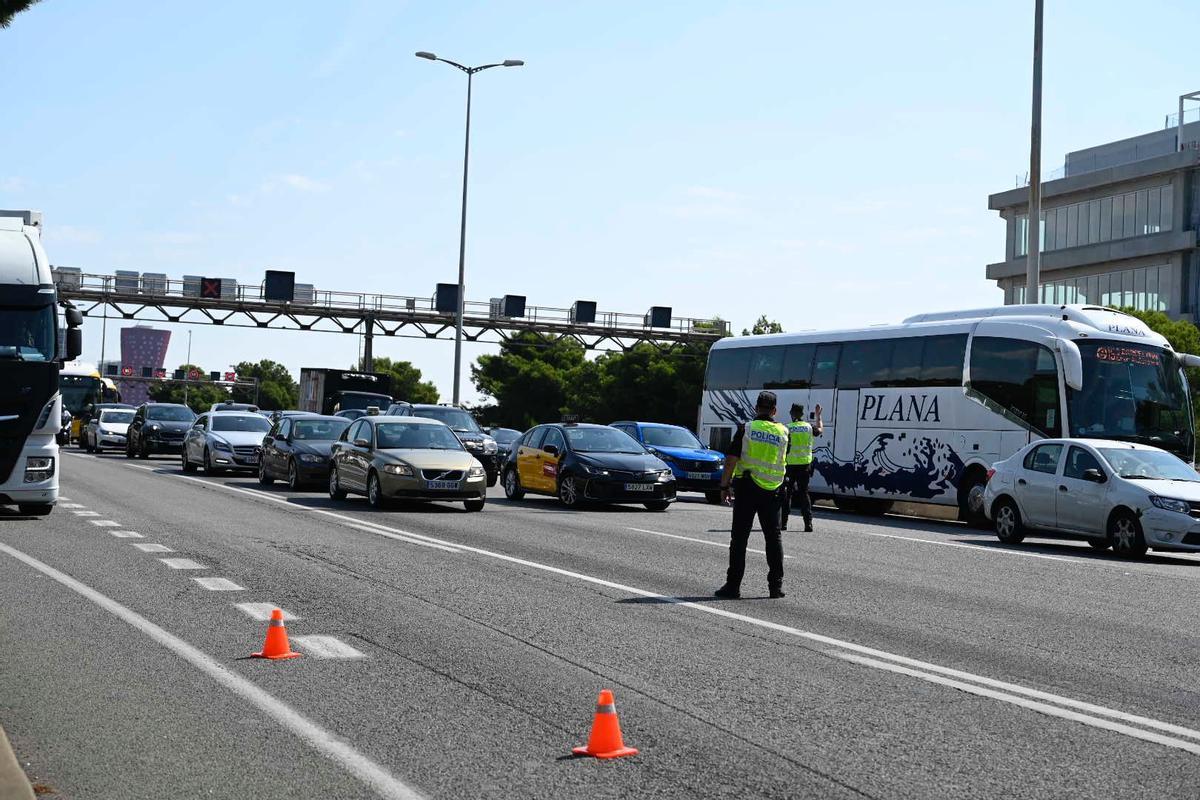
[983,438,1200,557]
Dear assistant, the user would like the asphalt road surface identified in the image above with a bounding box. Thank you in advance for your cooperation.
[3,449,1200,799]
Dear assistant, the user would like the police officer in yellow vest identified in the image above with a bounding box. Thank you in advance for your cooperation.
[715,390,789,600]
[781,402,823,532]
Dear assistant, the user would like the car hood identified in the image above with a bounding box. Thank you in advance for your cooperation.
[375,448,477,470]
[293,441,335,458]
[98,423,130,434]
[211,431,268,447]
[575,452,668,472]
[647,445,722,462]
[1125,478,1200,500]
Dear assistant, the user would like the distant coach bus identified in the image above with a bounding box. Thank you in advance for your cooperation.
[698,305,1196,521]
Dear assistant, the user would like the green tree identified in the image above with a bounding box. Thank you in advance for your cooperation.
[148,365,230,414]
[232,359,297,410]
[363,356,439,404]
[1,1,40,28]
[472,333,587,428]
[742,315,783,336]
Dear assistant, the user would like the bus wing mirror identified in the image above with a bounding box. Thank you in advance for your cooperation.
[1179,353,1200,369]
[64,328,82,361]
[1058,339,1083,391]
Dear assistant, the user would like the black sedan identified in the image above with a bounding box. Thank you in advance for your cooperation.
[258,414,351,490]
[500,423,676,510]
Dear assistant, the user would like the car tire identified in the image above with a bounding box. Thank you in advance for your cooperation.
[204,448,224,475]
[992,497,1025,544]
[644,500,671,511]
[329,465,347,500]
[705,490,724,505]
[464,498,486,512]
[958,468,990,528]
[1108,510,1147,558]
[181,450,196,473]
[18,504,53,517]
[503,468,524,500]
[287,460,300,491]
[486,471,498,489]
[558,475,581,509]
[367,471,387,509]
[258,458,273,485]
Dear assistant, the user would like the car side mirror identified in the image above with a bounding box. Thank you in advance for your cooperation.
[1082,468,1106,483]
[353,437,371,448]
[543,444,559,457]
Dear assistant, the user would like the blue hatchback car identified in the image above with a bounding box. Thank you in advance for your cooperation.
[609,421,725,504]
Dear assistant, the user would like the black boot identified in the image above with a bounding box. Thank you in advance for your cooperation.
[769,586,786,599]
[714,584,741,599]
[804,519,813,533]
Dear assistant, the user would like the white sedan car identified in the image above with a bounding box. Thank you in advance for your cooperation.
[84,408,135,452]
[983,438,1200,557]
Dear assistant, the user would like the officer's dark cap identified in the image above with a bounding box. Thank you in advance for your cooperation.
[755,390,777,410]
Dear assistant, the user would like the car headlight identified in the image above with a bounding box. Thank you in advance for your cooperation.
[1150,495,1192,514]
[298,453,326,463]
[656,469,673,480]
[482,437,497,454]
[383,464,413,476]
[149,424,161,432]
[212,439,232,451]
[580,464,609,476]
[468,465,485,478]
[463,439,481,450]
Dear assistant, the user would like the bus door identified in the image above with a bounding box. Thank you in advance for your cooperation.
[832,389,860,498]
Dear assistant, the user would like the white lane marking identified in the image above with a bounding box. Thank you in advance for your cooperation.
[89,520,121,527]
[110,530,144,538]
[131,543,173,553]
[61,503,85,509]
[72,510,100,517]
[840,528,1082,564]
[292,635,366,659]
[160,558,206,570]
[58,496,71,502]
[832,651,1200,756]
[0,542,422,799]
[130,461,1200,753]
[193,577,245,591]
[234,603,299,621]
[626,527,794,559]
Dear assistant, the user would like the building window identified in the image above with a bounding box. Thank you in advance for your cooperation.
[1016,184,1173,258]
[1007,264,1171,312]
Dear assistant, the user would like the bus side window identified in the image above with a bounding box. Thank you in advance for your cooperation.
[705,348,752,390]
[969,337,1062,437]
[811,343,841,389]
[839,339,893,389]
[921,334,968,386]
[747,347,783,389]
[777,344,814,389]
[889,338,923,386]
[709,427,733,452]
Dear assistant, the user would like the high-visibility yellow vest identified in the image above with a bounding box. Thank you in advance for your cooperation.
[786,421,813,466]
[737,419,788,491]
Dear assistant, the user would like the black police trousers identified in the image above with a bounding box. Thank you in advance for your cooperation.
[781,464,813,529]
[726,475,784,591]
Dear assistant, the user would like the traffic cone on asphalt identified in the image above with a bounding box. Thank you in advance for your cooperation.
[250,608,301,660]
[572,689,638,759]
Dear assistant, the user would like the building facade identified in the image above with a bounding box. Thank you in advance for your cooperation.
[118,325,171,406]
[988,114,1200,319]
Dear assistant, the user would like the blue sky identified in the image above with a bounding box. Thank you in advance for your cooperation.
[2,0,1197,402]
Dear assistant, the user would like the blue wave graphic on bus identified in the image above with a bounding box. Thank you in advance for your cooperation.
[814,434,964,500]
[708,390,756,425]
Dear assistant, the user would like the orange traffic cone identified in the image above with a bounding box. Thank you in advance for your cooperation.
[250,608,301,660]
[572,689,637,759]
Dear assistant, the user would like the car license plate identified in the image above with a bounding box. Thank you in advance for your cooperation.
[426,480,457,490]
[244,454,259,464]
[624,483,654,492]
[686,471,712,480]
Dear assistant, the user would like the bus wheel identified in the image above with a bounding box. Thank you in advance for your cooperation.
[958,469,989,528]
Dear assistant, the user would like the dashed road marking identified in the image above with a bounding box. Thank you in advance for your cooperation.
[72,510,100,517]
[0,542,422,800]
[234,602,299,621]
[193,577,244,591]
[160,558,206,570]
[60,503,84,508]
[131,543,173,553]
[292,635,365,659]
[110,530,143,538]
[89,520,122,527]
[625,527,794,559]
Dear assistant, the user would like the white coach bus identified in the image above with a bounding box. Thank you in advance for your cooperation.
[699,305,1196,521]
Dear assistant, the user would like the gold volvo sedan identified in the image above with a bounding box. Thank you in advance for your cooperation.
[328,416,487,511]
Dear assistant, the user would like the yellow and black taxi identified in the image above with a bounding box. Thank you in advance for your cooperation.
[500,421,676,510]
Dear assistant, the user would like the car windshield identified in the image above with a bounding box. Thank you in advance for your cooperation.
[338,392,393,412]
[1099,447,1199,482]
[565,427,644,453]
[212,415,271,432]
[0,303,56,361]
[413,407,480,433]
[147,406,196,422]
[374,422,464,450]
[1068,340,1195,460]
[292,419,350,440]
[100,410,134,424]
[491,429,521,444]
[641,426,703,449]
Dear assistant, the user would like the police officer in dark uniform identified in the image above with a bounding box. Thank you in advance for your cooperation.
[714,390,790,600]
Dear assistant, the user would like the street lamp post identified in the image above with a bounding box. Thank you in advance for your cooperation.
[1025,0,1044,302]
[415,51,524,406]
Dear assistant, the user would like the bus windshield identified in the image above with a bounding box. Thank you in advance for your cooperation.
[1068,340,1194,459]
[60,375,103,416]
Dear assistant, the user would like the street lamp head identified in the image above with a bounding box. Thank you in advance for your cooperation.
[502,59,525,67]
[415,51,437,60]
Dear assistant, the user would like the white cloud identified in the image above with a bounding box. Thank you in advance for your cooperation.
[273,174,329,193]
